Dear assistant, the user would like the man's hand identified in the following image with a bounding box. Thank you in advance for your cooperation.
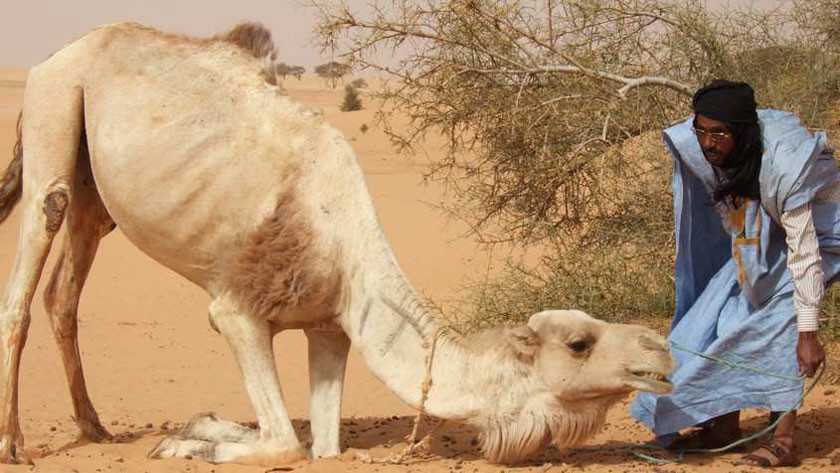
[797,331,825,378]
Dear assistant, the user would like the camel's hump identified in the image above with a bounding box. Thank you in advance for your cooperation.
[215,23,277,61]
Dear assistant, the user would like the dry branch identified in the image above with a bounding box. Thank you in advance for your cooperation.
[309,0,837,246]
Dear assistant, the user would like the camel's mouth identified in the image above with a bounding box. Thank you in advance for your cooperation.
[628,370,673,394]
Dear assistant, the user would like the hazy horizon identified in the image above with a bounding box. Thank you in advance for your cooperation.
[0,0,354,69]
[1,0,785,70]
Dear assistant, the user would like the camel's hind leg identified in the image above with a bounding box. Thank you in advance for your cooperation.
[43,139,115,442]
[0,73,84,464]
[149,297,307,466]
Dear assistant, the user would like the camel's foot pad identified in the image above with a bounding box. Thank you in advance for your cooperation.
[148,413,307,466]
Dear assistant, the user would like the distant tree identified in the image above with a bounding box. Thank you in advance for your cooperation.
[314,61,352,88]
[273,62,292,79]
[340,84,363,111]
[270,63,306,81]
[289,66,306,80]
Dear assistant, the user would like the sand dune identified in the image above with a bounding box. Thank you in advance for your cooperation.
[1,69,838,473]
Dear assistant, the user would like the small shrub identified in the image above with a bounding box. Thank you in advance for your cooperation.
[360,123,369,133]
[340,85,363,112]
[350,78,369,89]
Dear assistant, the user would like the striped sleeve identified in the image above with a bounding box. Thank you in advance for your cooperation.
[780,203,823,332]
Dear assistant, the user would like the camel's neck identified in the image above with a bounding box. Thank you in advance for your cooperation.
[313,152,538,420]
[337,239,532,420]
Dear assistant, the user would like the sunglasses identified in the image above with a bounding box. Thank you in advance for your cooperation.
[693,127,733,144]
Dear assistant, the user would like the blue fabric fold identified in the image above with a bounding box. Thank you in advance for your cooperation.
[630,109,840,437]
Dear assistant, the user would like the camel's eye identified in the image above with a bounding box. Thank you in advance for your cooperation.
[567,339,591,354]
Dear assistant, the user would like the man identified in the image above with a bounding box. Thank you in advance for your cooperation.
[631,80,838,467]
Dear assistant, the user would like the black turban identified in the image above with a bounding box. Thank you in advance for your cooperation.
[692,80,758,124]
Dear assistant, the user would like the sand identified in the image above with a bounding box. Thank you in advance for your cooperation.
[0,69,838,473]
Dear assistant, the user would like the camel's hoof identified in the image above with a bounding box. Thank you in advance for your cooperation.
[310,445,341,459]
[179,412,220,438]
[148,435,215,461]
[179,412,257,443]
[79,421,114,443]
[148,434,308,465]
[0,435,33,465]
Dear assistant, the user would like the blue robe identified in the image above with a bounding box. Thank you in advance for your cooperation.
[631,109,840,438]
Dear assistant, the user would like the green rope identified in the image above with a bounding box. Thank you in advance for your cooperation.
[669,341,804,382]
[630,341,826,464]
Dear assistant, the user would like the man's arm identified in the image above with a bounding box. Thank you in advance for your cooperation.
[781,202,826,377]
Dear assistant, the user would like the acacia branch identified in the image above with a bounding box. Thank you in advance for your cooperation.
[315,1,695,102]
[307,0,785,243]
[458,65,693,98]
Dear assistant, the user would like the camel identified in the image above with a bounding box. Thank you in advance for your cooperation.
[0,22,674,466]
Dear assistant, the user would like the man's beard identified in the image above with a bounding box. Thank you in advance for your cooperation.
[703,149,726,167]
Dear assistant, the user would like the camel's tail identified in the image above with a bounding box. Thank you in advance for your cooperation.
[0,111,23,224]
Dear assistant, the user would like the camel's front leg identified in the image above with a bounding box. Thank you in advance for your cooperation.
[305,327,350,458]
[149,298,306,466]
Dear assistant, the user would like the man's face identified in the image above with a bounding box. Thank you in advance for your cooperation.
[693,114,736,167]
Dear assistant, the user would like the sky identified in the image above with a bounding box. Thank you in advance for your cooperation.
[0,0,362,69]
[0,0,785,69]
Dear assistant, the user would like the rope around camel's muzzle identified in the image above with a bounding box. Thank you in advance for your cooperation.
[357,323,825,466]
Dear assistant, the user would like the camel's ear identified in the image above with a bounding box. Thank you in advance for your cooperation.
[505,325,541,363]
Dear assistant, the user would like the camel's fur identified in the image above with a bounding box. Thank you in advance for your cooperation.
[0,23,673,467]
[216,22,277,60]
[477,393,610,464]
[458,327,610,463]
[223,187,344,323]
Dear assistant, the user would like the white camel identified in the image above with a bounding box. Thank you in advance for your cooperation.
[0,23,673,466]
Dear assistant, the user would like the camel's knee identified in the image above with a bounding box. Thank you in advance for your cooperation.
[43,190,69,233]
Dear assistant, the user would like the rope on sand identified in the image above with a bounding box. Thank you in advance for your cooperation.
[359,326,450,465]
[632,341,826,465]
[393,326,450,461]
[355,322,824,466]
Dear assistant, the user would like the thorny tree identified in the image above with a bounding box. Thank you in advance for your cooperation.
[311,0,837,243]
[309,0,840,325]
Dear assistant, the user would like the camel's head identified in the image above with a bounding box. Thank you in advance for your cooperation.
[478,309,673,464]
[517,309,674,400]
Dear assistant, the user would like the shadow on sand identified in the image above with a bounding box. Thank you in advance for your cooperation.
[32,406,840,468]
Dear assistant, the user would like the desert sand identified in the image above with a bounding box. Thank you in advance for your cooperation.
[0,69,838,473]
